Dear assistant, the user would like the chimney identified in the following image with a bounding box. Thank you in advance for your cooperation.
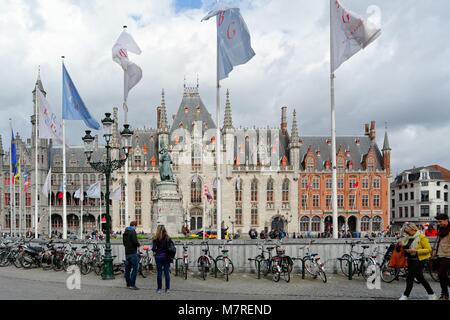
[369,121,376,141]
[281,106,288,134]
[364,123,370,136]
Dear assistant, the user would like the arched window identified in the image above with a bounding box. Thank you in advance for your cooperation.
[372,216,382,232]
[311,216,321,232]
[267,178,274,204]
[191,176,202,204]
[90,174,96,184]
[135,179,142,202]
[83,174,88,186]
[67,174,72,185]
[361,216,371,232]
[282,179,290,203]
[300,217,310,232]
[191,144,202,171]
[120,179,125,202]
[251,179,258,202]
[235,178,243,202]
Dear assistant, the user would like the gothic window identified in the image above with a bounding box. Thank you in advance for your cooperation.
[191,176,202,204]
[135,207,142,226]
[338,158,345,173]
[251,179,258,202]
[372,216,382,232]
[338,195,344,208]
[311,216,321,232]
[373,177,381,189]
[300,217,309,232]
[373,194,380,208]
[301,177,309,189]
[121,180,125,202]
[361,216,371,232]
[83,174,89,186]
[367,158,375,172]
[90,174,96,184]
[235,179,243,202]
[74,174,80,185]
[135,179,142,202]
[235,207,243,225]
[191,144,202,171]
[267,178,274,204]
[251,204,258,225]
[134,155,142,168]
[312,177,320,189]
[282,179,290,202]
[306,158,314,172]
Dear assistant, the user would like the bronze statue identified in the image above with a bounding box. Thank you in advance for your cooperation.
[159,146,175,182]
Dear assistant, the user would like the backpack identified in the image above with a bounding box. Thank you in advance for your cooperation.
[167,239,176,260]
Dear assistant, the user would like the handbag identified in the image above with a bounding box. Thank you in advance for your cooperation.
[430,238,441,272]
[389,244,408,269]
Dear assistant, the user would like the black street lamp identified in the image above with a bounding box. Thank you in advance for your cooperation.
[82,113,133,280]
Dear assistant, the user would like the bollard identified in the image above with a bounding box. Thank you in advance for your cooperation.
[348,257,353,281]
[301,258,306,279]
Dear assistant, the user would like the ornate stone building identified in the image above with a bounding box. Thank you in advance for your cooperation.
[0,75,392,238]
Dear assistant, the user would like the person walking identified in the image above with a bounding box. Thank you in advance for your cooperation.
[398,222,437,300]
[122,221,140,290]
[152,225,173,294]
[435,214,450,300]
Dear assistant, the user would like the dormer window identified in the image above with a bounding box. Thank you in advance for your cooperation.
[348,160,353,170]
[355,138,360,145]
[306,157,314,172]
[184,106,189,113]
[421,171,429,180]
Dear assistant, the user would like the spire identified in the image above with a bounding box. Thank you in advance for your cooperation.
[223,89,233,130]
[158,88,168,132]
[382,123,391,151]
[33,65,46,95]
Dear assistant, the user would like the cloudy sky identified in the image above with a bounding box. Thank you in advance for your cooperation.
[0,0,449,177]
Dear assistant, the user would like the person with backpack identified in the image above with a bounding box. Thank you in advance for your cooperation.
[152,225,175,294]
[122,221,140,290]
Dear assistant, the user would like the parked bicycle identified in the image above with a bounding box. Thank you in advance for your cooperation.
[196,241,216,280]
[338,240,377,280]
[214,240,234,281]
[292,240,327,283]
[175,241,193,280]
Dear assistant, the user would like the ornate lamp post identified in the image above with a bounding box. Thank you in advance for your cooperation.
[82,113,133,280]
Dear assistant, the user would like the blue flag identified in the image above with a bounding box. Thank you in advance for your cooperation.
[62,64,100,130]
[202,8,255,80]
[11,129,17,177]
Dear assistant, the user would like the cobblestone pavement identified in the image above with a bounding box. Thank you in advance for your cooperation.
[0,266,442,300]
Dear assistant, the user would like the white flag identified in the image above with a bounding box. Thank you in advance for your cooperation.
[109,186,121,201]
[112,30,143,101]
[86,181,101,199]
[42,169,51,197]
[202,7,255,80]
[331,0,381,72]
[37,87,63,144]
[74,188,84,200]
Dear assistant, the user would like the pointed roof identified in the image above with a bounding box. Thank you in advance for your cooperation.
[382,130,391,151]
[32,66,46,95]
[290,109,299,144]
[170,82,216,135]
[158,89,168,132]
[223,89,233,130]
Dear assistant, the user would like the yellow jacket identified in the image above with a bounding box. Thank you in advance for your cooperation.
[416,234,432,261]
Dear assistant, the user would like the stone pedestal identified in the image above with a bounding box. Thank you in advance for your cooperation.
[152,181,184,237]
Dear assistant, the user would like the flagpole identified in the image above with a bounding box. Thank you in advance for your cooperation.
[9,119,13,236]
[49,168,52,237]
[35,83,39,239]
[216,24,222,240]
[61,57,68,240]
[122,25,130,230]
[203,199,206,241]
[19,157,23,237]
[330,3,338,240]
[80,183,83,240]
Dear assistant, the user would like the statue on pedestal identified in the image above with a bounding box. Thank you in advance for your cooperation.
[159,146,175,182]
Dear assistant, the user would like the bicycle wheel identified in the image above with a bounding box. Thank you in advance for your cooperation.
[13,252,23,268]
[361,258,377,280]
[215,257,225,274]
[52,256,64,271]
[41,255,53,271]
[197,256,208,280]
[261,259,270,277]
[380,261,398,283]
[272,264,281,283]
[317,265,327,283]
[80,259,92,275]
[304,258,317,277]
[282,262,291,283]
[21,253,34,269]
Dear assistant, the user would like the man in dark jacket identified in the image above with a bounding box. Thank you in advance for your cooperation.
[123,221,140,290]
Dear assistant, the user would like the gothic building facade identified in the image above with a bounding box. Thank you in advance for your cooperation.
[0,75,392,238]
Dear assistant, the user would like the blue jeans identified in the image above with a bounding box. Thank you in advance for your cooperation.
[156,257,170,290]
[124,254,139,287]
